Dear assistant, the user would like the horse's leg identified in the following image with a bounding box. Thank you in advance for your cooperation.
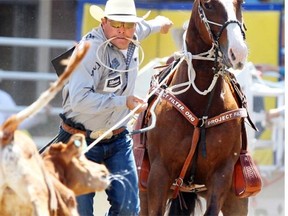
[204,167,234,215]
[221,190,248,216]
[147,160,171,216]
[139,190,148,216]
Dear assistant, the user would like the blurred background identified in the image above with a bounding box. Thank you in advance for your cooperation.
[0,0,285,215]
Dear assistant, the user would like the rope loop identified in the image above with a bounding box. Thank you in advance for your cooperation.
[96,36,145,73]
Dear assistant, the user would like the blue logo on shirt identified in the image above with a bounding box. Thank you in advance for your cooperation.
[111,58,120,69]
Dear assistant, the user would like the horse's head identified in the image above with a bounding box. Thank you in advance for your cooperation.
[189,0,247,70]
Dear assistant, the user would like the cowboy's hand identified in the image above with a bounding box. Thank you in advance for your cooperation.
[155,16,173,34]
[126,95,148,114]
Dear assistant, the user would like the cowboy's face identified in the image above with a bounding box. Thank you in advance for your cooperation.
[102,18,136,50]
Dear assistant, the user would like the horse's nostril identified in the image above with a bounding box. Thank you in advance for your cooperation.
[236,62,244,70]
[230,49,236,61]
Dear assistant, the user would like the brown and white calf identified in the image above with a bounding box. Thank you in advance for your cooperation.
[0,42,110,216]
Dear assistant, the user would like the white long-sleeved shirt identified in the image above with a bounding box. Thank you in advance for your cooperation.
[62,19,164,131]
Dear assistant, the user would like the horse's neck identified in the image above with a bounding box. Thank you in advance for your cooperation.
[171,24,223,110]
[183,25,213,71]
[185,8,214,54]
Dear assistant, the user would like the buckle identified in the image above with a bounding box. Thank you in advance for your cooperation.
[90,129,113,139]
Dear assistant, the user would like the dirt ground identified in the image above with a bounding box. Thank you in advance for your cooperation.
[93,169,284,216]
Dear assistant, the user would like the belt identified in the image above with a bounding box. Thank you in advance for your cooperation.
[61,122,126,140]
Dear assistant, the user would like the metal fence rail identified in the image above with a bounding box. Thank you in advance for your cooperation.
[0,36,75,48]
[0,70,57,81]
[0,37,75,116]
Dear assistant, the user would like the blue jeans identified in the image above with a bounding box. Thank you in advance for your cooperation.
[76,130,140,216]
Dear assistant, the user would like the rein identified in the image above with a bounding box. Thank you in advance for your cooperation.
[168,47,222,96]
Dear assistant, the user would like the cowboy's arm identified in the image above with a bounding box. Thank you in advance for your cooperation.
[136,16,173,40]
[151,16,174,34]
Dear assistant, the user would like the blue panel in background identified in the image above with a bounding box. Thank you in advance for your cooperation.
[76,0,284,38]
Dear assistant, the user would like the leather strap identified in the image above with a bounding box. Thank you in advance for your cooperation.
[205,108,247,128]
[155,88,247,129]
[173,127,201,198]
[61,122,126,139]
[154,88,199,127]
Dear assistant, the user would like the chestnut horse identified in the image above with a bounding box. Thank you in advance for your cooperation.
[138,0,254,215]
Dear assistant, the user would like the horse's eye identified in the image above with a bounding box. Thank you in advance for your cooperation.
[238,0,245,7]
[203,2,212,10]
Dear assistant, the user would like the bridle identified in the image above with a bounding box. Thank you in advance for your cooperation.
[198,3,246,72]
[198,4,246,42]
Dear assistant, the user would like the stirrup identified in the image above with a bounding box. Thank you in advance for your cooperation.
[171,183,207,193]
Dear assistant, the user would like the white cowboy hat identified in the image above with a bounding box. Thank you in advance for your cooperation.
[90,0,150,23]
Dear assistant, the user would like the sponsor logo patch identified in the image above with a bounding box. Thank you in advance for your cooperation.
[103,75,122,92]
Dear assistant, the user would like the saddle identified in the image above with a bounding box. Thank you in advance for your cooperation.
[132,112,150,191]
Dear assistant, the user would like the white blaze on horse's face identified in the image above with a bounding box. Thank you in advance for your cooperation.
[221,0,248,70]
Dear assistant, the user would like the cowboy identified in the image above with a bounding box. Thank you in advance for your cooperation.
[47,0,173,215]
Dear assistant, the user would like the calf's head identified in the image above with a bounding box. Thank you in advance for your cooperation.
[42,134,110,195]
